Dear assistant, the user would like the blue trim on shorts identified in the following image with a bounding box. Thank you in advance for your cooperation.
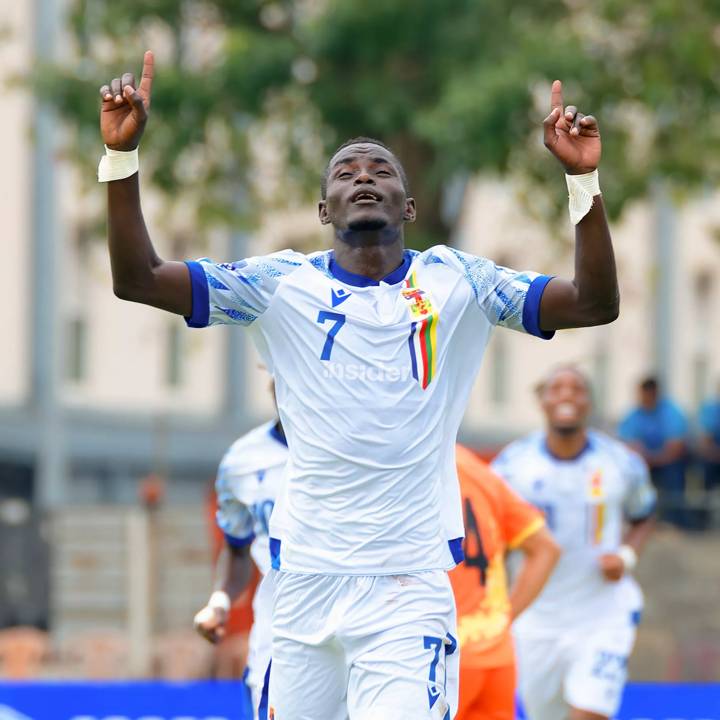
[269,537,281,570]
[258,660,271,720]
[448,537,464,564]
[631,609,642,626]
[445,632,458,656]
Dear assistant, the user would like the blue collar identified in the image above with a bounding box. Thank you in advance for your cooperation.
[542,435,592,462]
[268,422,287,447]
[328,250,412,287]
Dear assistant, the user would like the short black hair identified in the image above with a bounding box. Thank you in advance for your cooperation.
[320,136,410,199]
[640,376,659,392]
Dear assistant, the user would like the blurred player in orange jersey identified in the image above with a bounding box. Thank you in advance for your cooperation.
[450,445,560,720]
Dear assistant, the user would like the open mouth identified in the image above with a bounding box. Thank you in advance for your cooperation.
[351,190,383,204]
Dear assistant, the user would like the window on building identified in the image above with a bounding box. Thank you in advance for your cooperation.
[166,323,183,388]
[65,317,86,382]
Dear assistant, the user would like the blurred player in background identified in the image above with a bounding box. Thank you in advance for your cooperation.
[450,446,560,720]
[619,376,688,526]
[492,367,656,720]
[194,403,287,717]
[697,380,720,492]
[99,50,619,719]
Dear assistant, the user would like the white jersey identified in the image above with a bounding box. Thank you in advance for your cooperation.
[187,245,553,574]
[492,430,656,633]
[215,420,288,575]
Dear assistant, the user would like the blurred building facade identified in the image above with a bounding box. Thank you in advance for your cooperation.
[2,0,720,656]
[4,1,720,507]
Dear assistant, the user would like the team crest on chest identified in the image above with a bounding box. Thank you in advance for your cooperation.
[402,272,439,390]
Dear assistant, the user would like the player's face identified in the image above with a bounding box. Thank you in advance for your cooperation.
[540,369,591,433]
[319,144,415,234]
[639,386,658,410]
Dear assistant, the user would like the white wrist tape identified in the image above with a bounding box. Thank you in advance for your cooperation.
[98,145,139,182]
[565,169,600,225]
[617,544,638,572]
[208,590,231,613]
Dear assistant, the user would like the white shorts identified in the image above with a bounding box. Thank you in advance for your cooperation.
[515,619,637,720]
[247,572,275,719]
[265,569,459,720]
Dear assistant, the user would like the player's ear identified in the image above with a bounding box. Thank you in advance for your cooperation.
[403,197,416,223]
[318,200,331,225]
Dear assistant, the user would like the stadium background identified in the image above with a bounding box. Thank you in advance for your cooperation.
[0,0,719,717]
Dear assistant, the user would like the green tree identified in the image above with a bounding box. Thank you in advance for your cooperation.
[41,0,720,248]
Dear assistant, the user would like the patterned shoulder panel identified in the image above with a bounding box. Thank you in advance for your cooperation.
[416,245,547,334]
[186,249,307,328]
[306,250,334,279]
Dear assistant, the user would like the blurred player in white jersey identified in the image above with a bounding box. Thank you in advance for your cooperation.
[194,414,288,717]
[100,51,620,719]
[492,367,655,720]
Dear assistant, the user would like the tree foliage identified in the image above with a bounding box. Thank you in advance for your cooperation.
[41,0,720,247]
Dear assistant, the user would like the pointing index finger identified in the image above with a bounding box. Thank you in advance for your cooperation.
[138,50,154,100]
[550,80,563,112]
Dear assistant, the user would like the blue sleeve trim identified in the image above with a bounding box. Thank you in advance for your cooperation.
[184,260,210,328]
[521,275,555,340]
[224,531,255,548]
[269,537,281,570]
[448,537,464,565]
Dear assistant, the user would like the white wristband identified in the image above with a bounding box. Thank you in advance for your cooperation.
[98,145,139,182]
[617,544,638,572]
[565,169,600,225]
[208,590,231,613]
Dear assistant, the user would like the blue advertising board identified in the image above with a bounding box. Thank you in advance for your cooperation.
[0,681,718,720]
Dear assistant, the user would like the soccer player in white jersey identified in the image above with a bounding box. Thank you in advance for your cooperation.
[98,51,620,720]
[193,415,288,718]
[491,367,656,720]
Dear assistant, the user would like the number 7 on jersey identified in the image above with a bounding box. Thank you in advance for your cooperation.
[317,311,346,361]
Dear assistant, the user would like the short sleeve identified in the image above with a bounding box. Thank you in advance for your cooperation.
[184,249,305,328]
[215,463,255,548]
[494,475,545,549]
[618,412,639,442]
[441,248,554,339]
[621,449,657,520]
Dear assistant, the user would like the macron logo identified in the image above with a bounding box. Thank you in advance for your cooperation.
[331,288,351,307]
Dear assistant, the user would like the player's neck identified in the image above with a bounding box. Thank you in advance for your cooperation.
[333,232,405,282]
[545,428,589,460]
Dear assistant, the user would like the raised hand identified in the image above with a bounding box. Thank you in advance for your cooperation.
[99,51,154,151]
[543,80,601,175]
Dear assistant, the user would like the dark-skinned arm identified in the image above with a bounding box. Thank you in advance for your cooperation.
[108,175,191,314]
[537,80,619,331]
[538,197,618,330]
[100,51,192,316]
[599,515,655,582]
[194,543,254,644]
[509,526,561,620]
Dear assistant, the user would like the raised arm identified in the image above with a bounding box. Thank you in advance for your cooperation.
[538,81,619,331]
[194,544,254,644]
[99,51,191,316]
